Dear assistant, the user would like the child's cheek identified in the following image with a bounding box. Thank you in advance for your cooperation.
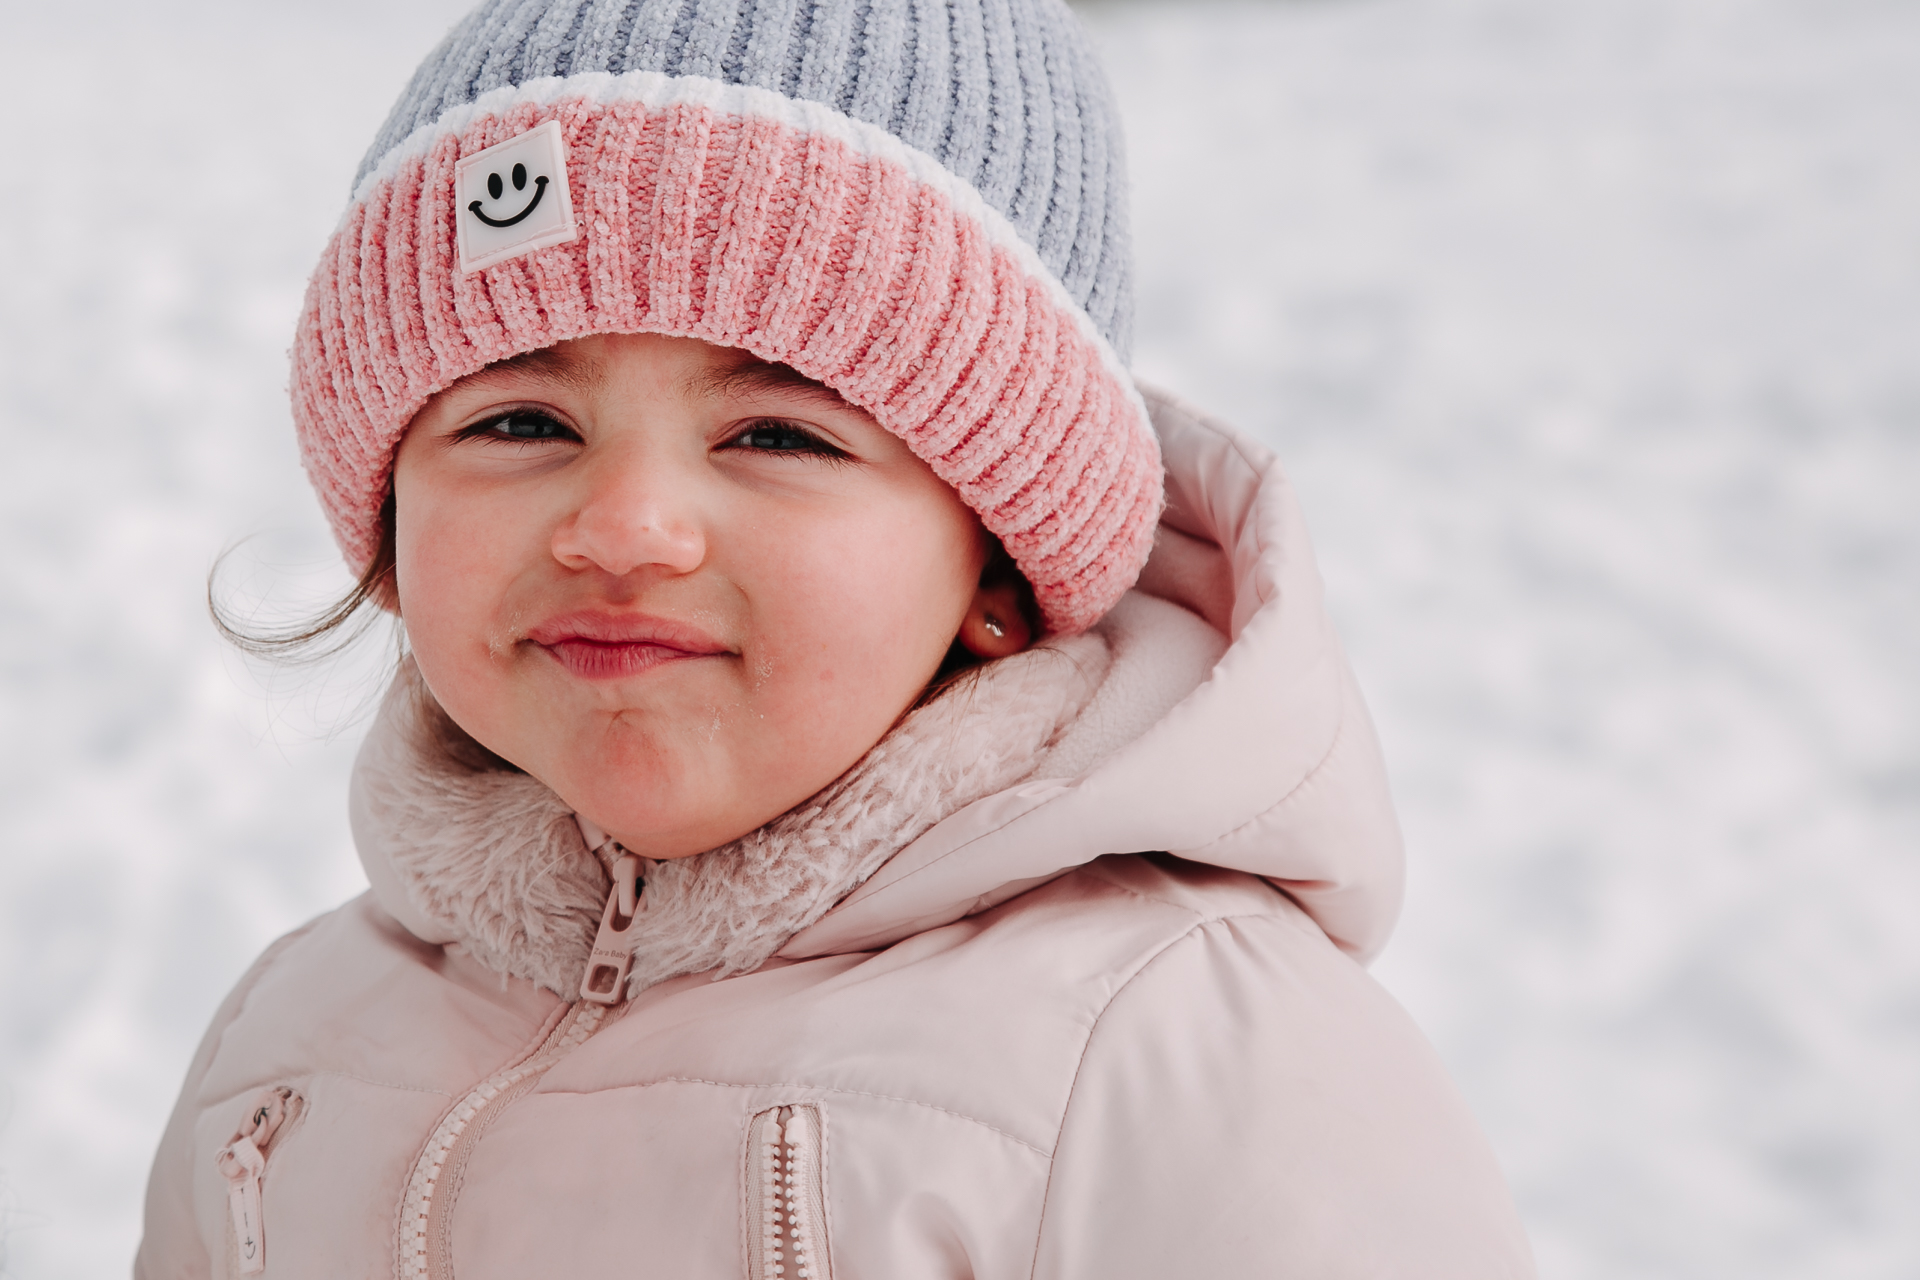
[393,473,544,735]
[744,495,976,730]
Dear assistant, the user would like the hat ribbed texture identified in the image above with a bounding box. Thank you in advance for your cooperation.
[361,0,1132,356]
[293,0,1161,634]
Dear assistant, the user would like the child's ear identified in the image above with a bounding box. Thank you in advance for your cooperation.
[956,580,1034,659]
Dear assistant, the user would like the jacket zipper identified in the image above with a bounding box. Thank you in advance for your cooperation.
[746,1105,832,1280]
[214,1085,305,1276]
[400,854,644,1280]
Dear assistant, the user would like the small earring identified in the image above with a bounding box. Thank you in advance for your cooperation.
[983,615,1006,639]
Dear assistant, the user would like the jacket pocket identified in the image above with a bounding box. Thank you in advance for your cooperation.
[214,1085,305,1276]
[745,1104,832,1280]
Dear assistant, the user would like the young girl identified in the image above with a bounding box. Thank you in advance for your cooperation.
[138,1,1535,1275]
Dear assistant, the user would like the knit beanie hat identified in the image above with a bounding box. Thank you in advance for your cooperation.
[292,0,1161,634]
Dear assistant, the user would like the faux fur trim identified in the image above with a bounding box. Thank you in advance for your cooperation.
[351,593,1227,999]
[620,633,1109,991]
[352,632,1111,998]
[351,671,608,994]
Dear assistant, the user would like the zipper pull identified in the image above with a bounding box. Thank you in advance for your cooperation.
[216,1134,268,1274]
[581,853,643,1004]
[211,1085,302,1275]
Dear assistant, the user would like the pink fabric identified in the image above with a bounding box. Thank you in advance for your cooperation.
[138,394,1535,1278]
[786,389,1407,966]
[292,98,1162,635]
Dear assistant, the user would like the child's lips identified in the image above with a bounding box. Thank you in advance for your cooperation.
[525,611,731,680]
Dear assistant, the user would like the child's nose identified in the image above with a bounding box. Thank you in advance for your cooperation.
[550,451,706,578]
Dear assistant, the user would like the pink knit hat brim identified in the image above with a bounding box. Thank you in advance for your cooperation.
[293,74,1162,634]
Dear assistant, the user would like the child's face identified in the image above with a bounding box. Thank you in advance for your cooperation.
[392,333,989,860]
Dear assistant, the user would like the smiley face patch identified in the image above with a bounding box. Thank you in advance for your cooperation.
[455,120,578,274]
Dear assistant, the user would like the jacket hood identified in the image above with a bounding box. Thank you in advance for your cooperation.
[777,386,1405,964]
[350,386,1404,974]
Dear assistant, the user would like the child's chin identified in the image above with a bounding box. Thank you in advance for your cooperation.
[550,750,757,855]
[566,794,778,861]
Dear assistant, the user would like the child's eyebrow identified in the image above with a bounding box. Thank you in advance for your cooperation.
[464,346,602,396]
[688,357,853,412]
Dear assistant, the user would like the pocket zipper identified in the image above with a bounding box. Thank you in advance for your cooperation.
[746,1105,831,1280]
[214,1085,305,1276]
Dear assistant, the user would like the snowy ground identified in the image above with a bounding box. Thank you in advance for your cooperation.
[2,0,1916,1276]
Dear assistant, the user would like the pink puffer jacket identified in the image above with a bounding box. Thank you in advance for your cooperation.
[136,389,1536,1279]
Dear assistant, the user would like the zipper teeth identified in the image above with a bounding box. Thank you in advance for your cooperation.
[756,1114,784,1276]
[753,1106,829,1280]
[397,1002,606,1280]
[785,1110,823,1279]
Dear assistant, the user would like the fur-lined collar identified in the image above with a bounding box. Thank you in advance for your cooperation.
[350,629,1123,997]
[350,593,1231,997]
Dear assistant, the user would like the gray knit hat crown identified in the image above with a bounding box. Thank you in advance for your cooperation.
[362,0,1133,355]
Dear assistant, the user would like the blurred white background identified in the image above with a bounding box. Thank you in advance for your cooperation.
[1,0,1915,1275]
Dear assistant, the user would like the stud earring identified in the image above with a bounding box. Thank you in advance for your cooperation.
[983,616,1006,639]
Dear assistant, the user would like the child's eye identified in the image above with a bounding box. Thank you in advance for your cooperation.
[464,410,576,442]
[724,421,845,458]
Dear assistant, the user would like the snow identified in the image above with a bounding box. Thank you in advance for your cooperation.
[1,0,1915,1275]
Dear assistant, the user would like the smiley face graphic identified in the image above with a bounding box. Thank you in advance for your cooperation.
[469,161,549,228]
[454,120,580,274]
